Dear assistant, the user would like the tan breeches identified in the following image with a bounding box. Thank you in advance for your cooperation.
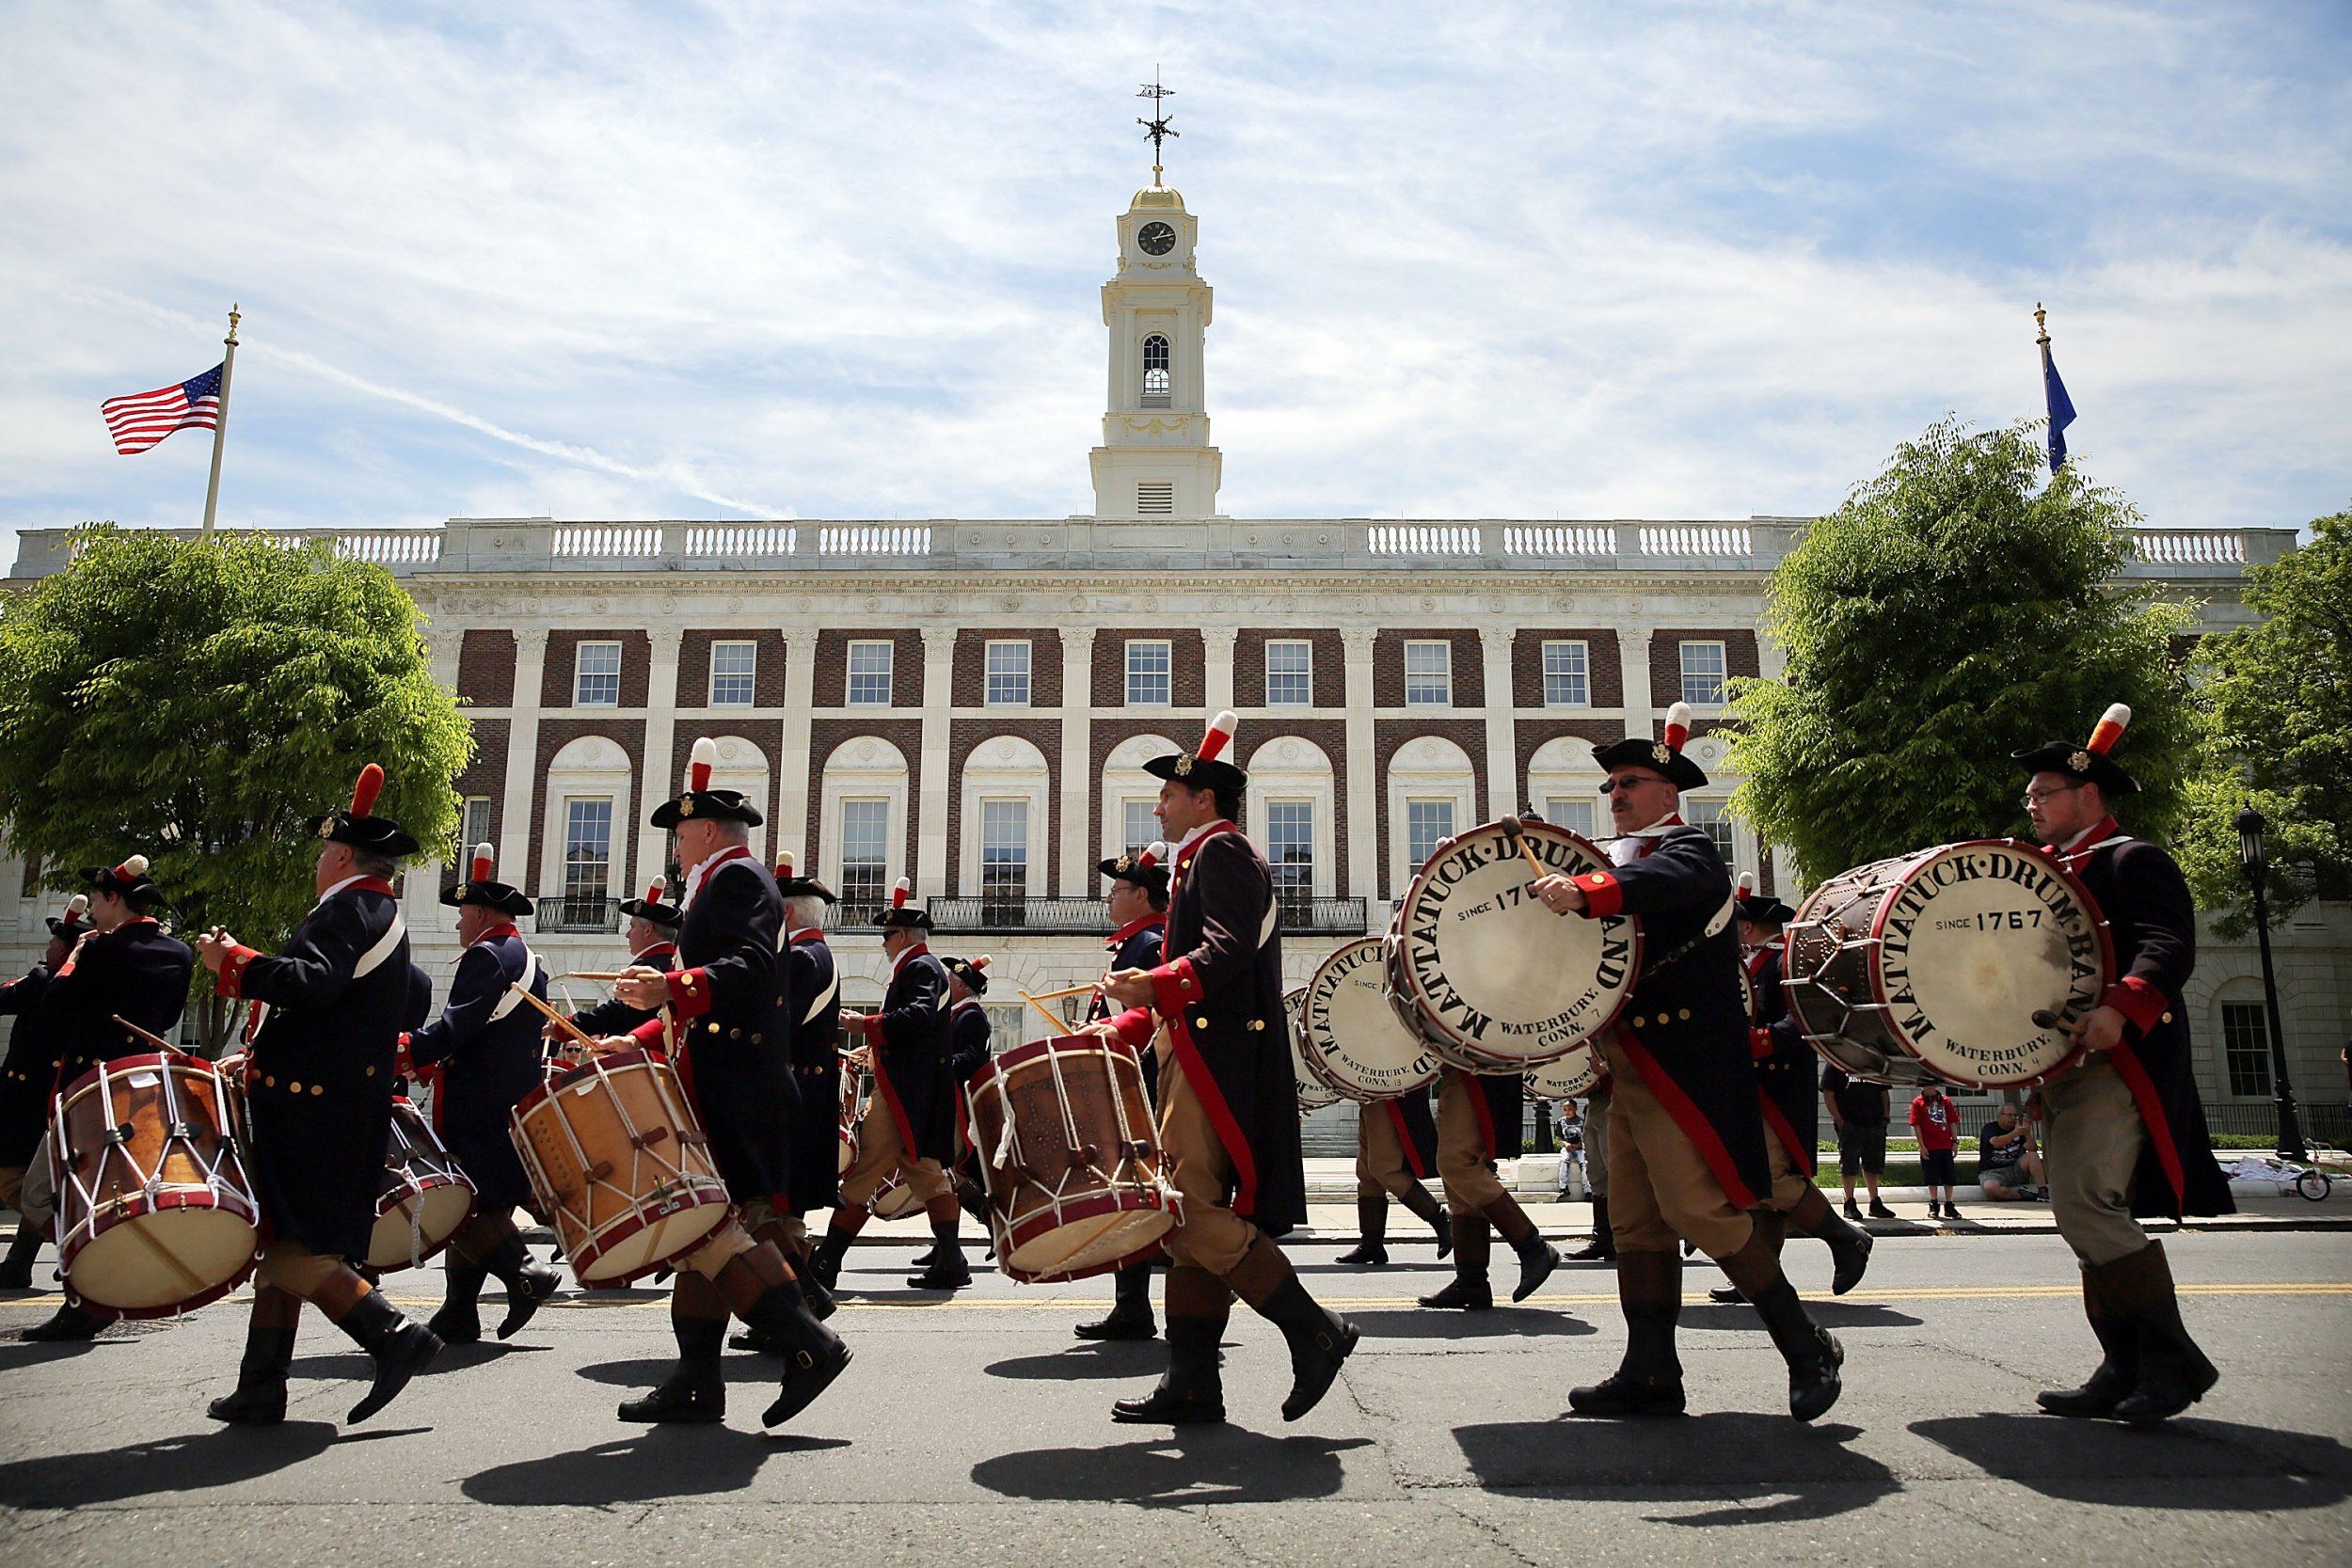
[1436,1071,1508,1216]
[837,1101,950,1211]
[2040,1056,2152,1267]
[254,1238,353,1299]
[1156,1035,1259,1276]
[1599,1034,1754,1259]
[1355,1105,1421,1200]
[678,1196,778,1278]
[2,1133,58,1229]
[1762,1118,1813,1213]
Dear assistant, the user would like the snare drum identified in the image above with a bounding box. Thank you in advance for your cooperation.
[1782,839,2109,1089]
[1286,987,1340,1112]
[1386,818,1639,1072]
[1525,1044,1599,1103]
[365,1098,477,1271]
[964,1035,1178,1283]
[50,1055,260,1317]
[1299,938,1442,1101]
[510,1050,734,1284]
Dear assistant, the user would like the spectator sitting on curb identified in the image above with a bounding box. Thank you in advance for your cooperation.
[1911,1084,1962,1221]
[1978,1101,2046,1202]
[1822,1065,1895,1220]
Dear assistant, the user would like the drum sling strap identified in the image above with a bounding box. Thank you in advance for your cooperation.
[487,949,544,1022]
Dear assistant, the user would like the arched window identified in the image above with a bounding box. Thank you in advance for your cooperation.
[1101,734,1181,861]
[819,736,911,924]
[1245,736,1340,918]
[1524,736,1603,843]
[1385,736,1478,895]
[959,735,1052,915]
[1141,335,1171,406]
[541,735,634,933]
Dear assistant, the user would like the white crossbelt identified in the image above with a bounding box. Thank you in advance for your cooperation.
[355,912,406,978]
[487,946,542,1022]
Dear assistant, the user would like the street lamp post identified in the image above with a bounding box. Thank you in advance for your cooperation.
[2235,806,2307,1163]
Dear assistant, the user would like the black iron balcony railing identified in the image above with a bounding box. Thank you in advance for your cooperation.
[534,894,621,934]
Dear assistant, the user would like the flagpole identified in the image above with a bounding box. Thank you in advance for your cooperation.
[199,303,240,536]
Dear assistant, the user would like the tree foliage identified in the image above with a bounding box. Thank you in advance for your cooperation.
[0,528,472,1048]
[2176,506,2350,931]
[1726,417,2201,888]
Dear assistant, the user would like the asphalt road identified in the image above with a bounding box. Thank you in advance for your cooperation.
[3,1228,2347,1568]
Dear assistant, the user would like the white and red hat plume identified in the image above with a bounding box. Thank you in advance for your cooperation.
[620,873,681,926]
[444,840,532,916]
[310,761,421,856]
[654,736,764,828]
[1592,701,1708,788]
[2012,701,2141,796]
[1147,709,1248,791]
[878,875,931,930]
[81,852,164,909]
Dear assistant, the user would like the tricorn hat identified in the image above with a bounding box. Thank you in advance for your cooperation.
[618,875,682,927]
[941,954,991,995]
[773,849,837,906]
[1592,701,1709,791]
[45,893,90,939]
[2012,703,2139,797]
[651,737,764,829]
[310,763,421,858]
[876,876,931,931]
[1144,709,1247,797]
[1098,839,1170,896]
[1733,871,1797,928]
[80,853,165,912]
[441,842,533,918]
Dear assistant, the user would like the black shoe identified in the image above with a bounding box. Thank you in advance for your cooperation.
[1510,1234,1562,1303]
[1867,1200,1896,1220]
[336,1292,442,1424]
[1568,1371,1687,1417]
[1262,1279,1359,1422]
[1112,1318,1225,1425]
[1708,1286,1746,1305]
[728,1326,780,1354]
[1565,1237,1614,1261]
[2038,1355,2137,1418]
[1750,1275,1842,1423]
[808,1234,849,1291]
[1431,1209,1454,1260]
[1820,1214,1874,1297]
[1074,1303,1158,1340]
[1110,1385,1228,1423]
[761,1330,852,1428]
[1417,1275,1493,1310]
[1334,1239,1389,1266]
[1842,1199,1865,1221]
[22,1303,108,1341]
[0,1228,38,1290]
[426,1253,486,1345]
[206,1323,297,1425]
[800,1270,837,1322]
[1941,1203,1962,1223]
[906,1254,973,1291]
[498,1262,562,1339]
[619,1366,725,1422]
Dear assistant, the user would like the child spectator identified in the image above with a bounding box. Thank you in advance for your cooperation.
[1910,1084,1961,1219]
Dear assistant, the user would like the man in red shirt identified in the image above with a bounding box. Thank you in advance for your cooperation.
[1909,1085,1961,1221]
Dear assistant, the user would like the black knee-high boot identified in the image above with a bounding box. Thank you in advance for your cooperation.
[0,1223,42,1289]
[207,1287,301,1425]
[1394,1181,1454,1259]
[619,1295,727,1423]
[907,1202,972,1291]
[1566,1191,1615,1260]
[1569,1251,1684,1416]
[427,1250,489,1344]
[1417,1214,1492,1309]
[479,1233,563,1339]
[1074,1259,1158,1339]
[1112,1264,1228,1424]
[1337,1187,1389,1266]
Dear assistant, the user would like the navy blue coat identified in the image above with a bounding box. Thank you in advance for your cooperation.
[784,931,841,1214]
[221,881,410,1259]
[947,997,993,1084]
[1089,917,1166,1101]
[44,919,194,1093]
[0,964,56,1164]
[869,944,955,1164]
[406,928,545,1210]
[1748,946,1817,1178]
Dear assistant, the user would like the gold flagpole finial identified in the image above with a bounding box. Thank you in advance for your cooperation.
[226,303,241,344]
[2034,301,2049,346]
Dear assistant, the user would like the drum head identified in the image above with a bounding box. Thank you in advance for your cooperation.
[1525,1044,1599,1101]
[68,1207,257,1314]
[367,1180,477,1270]
[1003,1204,1173,1283]
[1301,939,1442,1101]
[1391,819,1638,1067]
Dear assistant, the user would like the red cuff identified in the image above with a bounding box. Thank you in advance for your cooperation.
[1148,956,1200,1021]
[628,1018,664,1047]
[215,945,261,998]
[2101,976,2168,1035]
[1750,1026,1772,1060]
[394,1034,415,1078]
[1575,868,1623,919]
[1109,1006,1155,1048]
[665,967,712,1020]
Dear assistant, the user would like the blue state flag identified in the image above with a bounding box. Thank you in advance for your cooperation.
[2042,342,2076,473]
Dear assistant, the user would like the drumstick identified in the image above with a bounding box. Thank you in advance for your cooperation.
[511,984,601,1050]
[110,1014,179,1054]
[1501,820,1548,880]
[566,971,629,982]
[1020,981,1105,1005]
[1019,990,1076,1037]
[2030,1008,2087,1037]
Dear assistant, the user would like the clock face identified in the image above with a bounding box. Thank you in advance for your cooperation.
[1137,221,1177,256]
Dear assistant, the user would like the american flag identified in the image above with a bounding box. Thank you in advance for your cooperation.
[100,364,224,455]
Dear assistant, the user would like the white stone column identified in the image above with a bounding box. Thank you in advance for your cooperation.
[1342,627,1378,901]
[1479,627,1517,820]
[636,627,685,896]
[776,630,817,872]
[1203,625,1238,715]
[1619,626,1655,736]
[1057,629,1096,896]
[915,628,955,894]
[501,628,548,894]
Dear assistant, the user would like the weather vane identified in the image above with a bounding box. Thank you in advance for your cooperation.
[1136,70,1177,185]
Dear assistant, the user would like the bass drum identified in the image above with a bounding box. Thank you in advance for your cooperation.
[1299,938,1442,1102]
[1285,987,1340,1113]
[1525,1044,1599,1102]
[1783,838,2109,1089]
[1386,818,1639,1072]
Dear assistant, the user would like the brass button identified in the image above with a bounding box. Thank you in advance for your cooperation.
[1678,1008,1692,1022]
[707,1022,721,1034]
[364,1066,375,1077]
[1630,1016,1645,1028]
[751,1033,762,1044]
[310,1084,324,1096]
[1193,1016,1208,1029]
[288,1080,302,1093]
[2161,1012,2173,1024]
[263,1075,277,1087]
[729,1028,742,1039]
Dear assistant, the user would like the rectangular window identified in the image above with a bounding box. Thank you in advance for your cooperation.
[1680,641,1727,705]
[19,852,40,900]
[461,796,494,850]
[1123,799,1160,856]
[574,641,622,706]
[1687,798,1736,869]
[980,800,1028,904]
[1265,800,1314,915]
[838,799,890,916]
[1405,640,1452,706]
[985,641,1031,706]
[1264,640,1312,706]
[1541,798,1597,838]
[2220,1003,2274,1098]
[563,798,613,902]
[1406,799,1454,872]
[1136,481,1174,515]
[708,641,756,706]
[1126,640,1171,706]
[1542,641,1590,707]
[847,640,894,706]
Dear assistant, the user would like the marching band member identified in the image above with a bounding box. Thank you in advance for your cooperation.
[1708,875,1872,1304]
[597,738,847,1427]
[1532,705,1845,1422]
[774,854,842,1310]
[563,876,681,1039]
[1418,1067,1555,1310]
[820,882,970,1292]
[404,844,561,1344]
[0,895,84,1290]
[1073,843,1171,1340]
[2017,705,2233,1424]
[930,953,993,1258]
[1337,1085,1451,1271]
[196,767,442,1424]
[1090,713,1358,1426]
[18,855,196,1340]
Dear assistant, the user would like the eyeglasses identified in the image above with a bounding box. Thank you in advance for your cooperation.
[2021,782,2087,809]
[1598,775,1664,796]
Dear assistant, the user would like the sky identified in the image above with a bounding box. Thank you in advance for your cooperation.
[4,1,2348,546]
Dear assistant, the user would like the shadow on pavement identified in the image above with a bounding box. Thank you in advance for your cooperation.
[570,1355,837,1389]
[0,1338,106,1369]
[1679,1302,1924,1331]
[972,1431,1374,1505]
[1912,1413,2352,1509]
[463,1424,846,1505]
[0,1425,341,1507]
[1455,1413,1898,1522]
[1349,1307,1597,1340]
[985,1341,1170,1380]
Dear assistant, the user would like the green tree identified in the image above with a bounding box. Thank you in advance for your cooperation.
[2176,506,2349,932]
[1726,417,2202,887]
[0,527,472,1052]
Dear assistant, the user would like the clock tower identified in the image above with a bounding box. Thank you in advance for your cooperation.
[1089,180,1223,518]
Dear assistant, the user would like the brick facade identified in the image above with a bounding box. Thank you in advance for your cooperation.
[812,628,925,709]
[454,717,509,845]
[1090,628,1205,709]
[950,630,1064,709]
[675,630,790,709]
[1650,628,1758,708]
[1371,629,1484,709]
[456,630,516,706]
[1514,718,1630,794]
[804,717,926,879]
[1509,629,1623,709]
[944,717,1065,895]
[668,721,786,835]
[1372,717,1491,897]
[541,629,651,710]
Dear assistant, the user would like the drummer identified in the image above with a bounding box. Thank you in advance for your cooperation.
[1073,843,1171,1341]
[1338,1084,1451,1271]
[818,882,971,1293]
[1530,704,1845,1422]
[1418,1066,1557,1310]
[772,853,842,1315]
[2015,705,2233,1424]
[0,895,85,1291]
[1706,876,1872,1305]
[17,854,196,1341]
[401,844,561,1345]
[1089,711,1358,1426]
[594,737,848,1428]
[562,876,681,1041]
[936,954,994,1245]
[195,766,443,1425]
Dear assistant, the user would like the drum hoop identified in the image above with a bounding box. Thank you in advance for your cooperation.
[1301,938,1440,1102]
[999,1189,1176,1283]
